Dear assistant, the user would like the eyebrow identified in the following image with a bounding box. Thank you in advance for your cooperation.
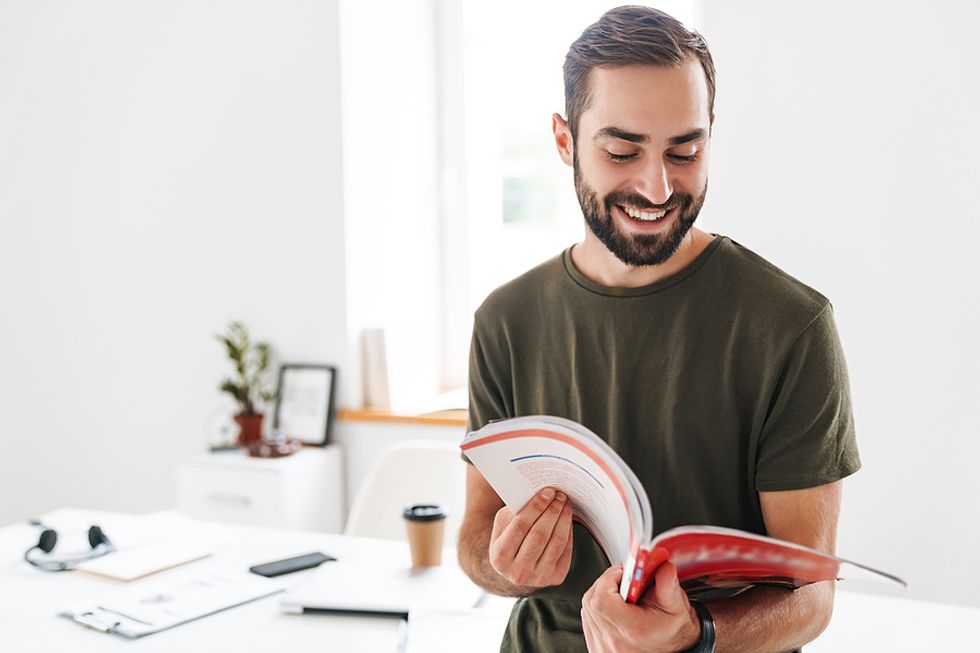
[593,127,648,144]
[667,129,707,146]
[593,127,707,147]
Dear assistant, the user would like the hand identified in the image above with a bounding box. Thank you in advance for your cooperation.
[581,562,701,653]
[488,487,574,589]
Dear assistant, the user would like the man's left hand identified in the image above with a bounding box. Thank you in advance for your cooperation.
[581,562,701,653]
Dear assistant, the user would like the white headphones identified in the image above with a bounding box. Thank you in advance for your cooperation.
[24,519,116,571]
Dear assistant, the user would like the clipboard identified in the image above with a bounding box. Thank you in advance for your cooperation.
[61,567,282,638]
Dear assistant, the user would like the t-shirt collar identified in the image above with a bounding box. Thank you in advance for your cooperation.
[561,235,727,297]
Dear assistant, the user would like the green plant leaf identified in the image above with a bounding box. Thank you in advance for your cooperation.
[216,321,273,416]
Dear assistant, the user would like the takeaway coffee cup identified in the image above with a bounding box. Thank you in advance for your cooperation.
[403,504,448,567]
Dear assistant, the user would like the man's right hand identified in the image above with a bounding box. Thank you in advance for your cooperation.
[487,487,574,589]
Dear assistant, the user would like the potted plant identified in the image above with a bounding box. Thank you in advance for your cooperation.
[216,321,275,447]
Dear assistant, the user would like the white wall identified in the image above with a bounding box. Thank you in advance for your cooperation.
[0,0,349,525]
[699,0,980,607]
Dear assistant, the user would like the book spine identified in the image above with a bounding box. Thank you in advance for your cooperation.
[626,546,669,604]
[626,547,649,603]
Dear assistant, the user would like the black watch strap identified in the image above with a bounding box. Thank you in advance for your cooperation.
[682,599,716,653]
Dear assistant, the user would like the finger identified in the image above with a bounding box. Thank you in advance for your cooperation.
[488,508,518,572]
[490,487,554,563]
[592,564,625,594]
[583,601,619,653]
[649,562,688,614]
[492,506,515,534]
[488,489,558,578]
[581,606,597,652]
[586,566,631,637]
[608,564,624,588]
[504,487,558,539]
[533,500,573,572]
[513,491,567,568]
[552,515,575,579]
[583,567,624,615]
[581,604,607,653]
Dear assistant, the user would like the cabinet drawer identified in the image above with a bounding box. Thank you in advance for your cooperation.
[176,465,283,527]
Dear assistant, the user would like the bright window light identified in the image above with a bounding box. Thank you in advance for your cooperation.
[439,1,698,388]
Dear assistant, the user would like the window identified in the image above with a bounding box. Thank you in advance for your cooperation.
[438,1,698,388]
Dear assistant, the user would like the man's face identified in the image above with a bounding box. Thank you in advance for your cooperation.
[567,60,712,267]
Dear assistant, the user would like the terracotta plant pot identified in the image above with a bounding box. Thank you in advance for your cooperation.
[234,413,264,447]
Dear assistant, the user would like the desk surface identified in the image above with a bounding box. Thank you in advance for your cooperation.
[2,509,978,652]
[1,509,445,652]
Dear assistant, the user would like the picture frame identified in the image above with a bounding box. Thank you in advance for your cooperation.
[273,364,337,446]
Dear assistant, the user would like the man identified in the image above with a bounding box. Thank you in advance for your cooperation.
[458,6,860,653]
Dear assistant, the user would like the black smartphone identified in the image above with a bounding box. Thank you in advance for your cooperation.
[249,552,336,578]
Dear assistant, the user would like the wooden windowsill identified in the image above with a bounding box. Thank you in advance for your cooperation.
[337,408,468,427]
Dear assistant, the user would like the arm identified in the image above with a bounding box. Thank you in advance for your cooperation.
[581,481,842,653]
[457,465,574,597]
[702,481,841,652]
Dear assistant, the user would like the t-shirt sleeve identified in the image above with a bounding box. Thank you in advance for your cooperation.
[754,304,861,491]
[462,313,513,463]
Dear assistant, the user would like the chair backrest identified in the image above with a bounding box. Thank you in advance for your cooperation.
[344,439,467,543]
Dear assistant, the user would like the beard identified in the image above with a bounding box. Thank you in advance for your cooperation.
[574,155,707,268]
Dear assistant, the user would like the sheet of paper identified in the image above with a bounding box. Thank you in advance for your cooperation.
[76,539,213,581]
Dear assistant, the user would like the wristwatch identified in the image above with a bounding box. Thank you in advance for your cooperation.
[682,599,716,653]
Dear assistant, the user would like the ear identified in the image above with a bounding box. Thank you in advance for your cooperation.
[552,113,574,167]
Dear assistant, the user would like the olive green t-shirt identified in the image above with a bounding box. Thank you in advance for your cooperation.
[466,236,860,653]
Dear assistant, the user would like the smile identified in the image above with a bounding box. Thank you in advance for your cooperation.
[618,205,668,222]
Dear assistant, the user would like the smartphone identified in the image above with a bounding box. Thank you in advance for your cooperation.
[249,552,336,577]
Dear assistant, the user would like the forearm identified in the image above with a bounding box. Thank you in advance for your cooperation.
[457,512,536,598]
[705,582,835,653]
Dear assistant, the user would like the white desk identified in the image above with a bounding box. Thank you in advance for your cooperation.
[408,587,980,653]
[2,509,978,652]
[0,508,475,653]
[809,589,980,651]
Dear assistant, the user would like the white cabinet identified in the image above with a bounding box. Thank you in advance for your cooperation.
[176,446,345,533]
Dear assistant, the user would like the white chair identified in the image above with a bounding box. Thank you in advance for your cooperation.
[345,439,468,545]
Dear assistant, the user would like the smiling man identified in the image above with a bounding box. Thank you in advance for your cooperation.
[458,6,860,653]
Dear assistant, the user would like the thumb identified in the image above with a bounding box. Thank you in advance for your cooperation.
[643,562,687,613]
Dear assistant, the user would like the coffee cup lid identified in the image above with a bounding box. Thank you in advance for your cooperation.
[403,504,449,522]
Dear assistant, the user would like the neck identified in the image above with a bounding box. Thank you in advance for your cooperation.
[570,227,714,288]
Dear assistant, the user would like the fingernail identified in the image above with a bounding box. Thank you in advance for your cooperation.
[555,491,567,503]
[542,488,555,500]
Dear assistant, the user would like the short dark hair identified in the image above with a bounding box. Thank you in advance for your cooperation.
[563,5,716,141]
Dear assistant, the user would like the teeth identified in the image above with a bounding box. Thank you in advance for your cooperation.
[623,206,667,221]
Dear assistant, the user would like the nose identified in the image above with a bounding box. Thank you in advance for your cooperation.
[634,158,673,206]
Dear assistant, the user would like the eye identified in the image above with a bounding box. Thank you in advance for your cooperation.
[667,153,698,164]
[606,151,637,162]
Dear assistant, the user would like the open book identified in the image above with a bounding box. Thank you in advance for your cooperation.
[460,416,905,603]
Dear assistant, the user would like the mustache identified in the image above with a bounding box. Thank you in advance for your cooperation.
[604,190,687,213]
